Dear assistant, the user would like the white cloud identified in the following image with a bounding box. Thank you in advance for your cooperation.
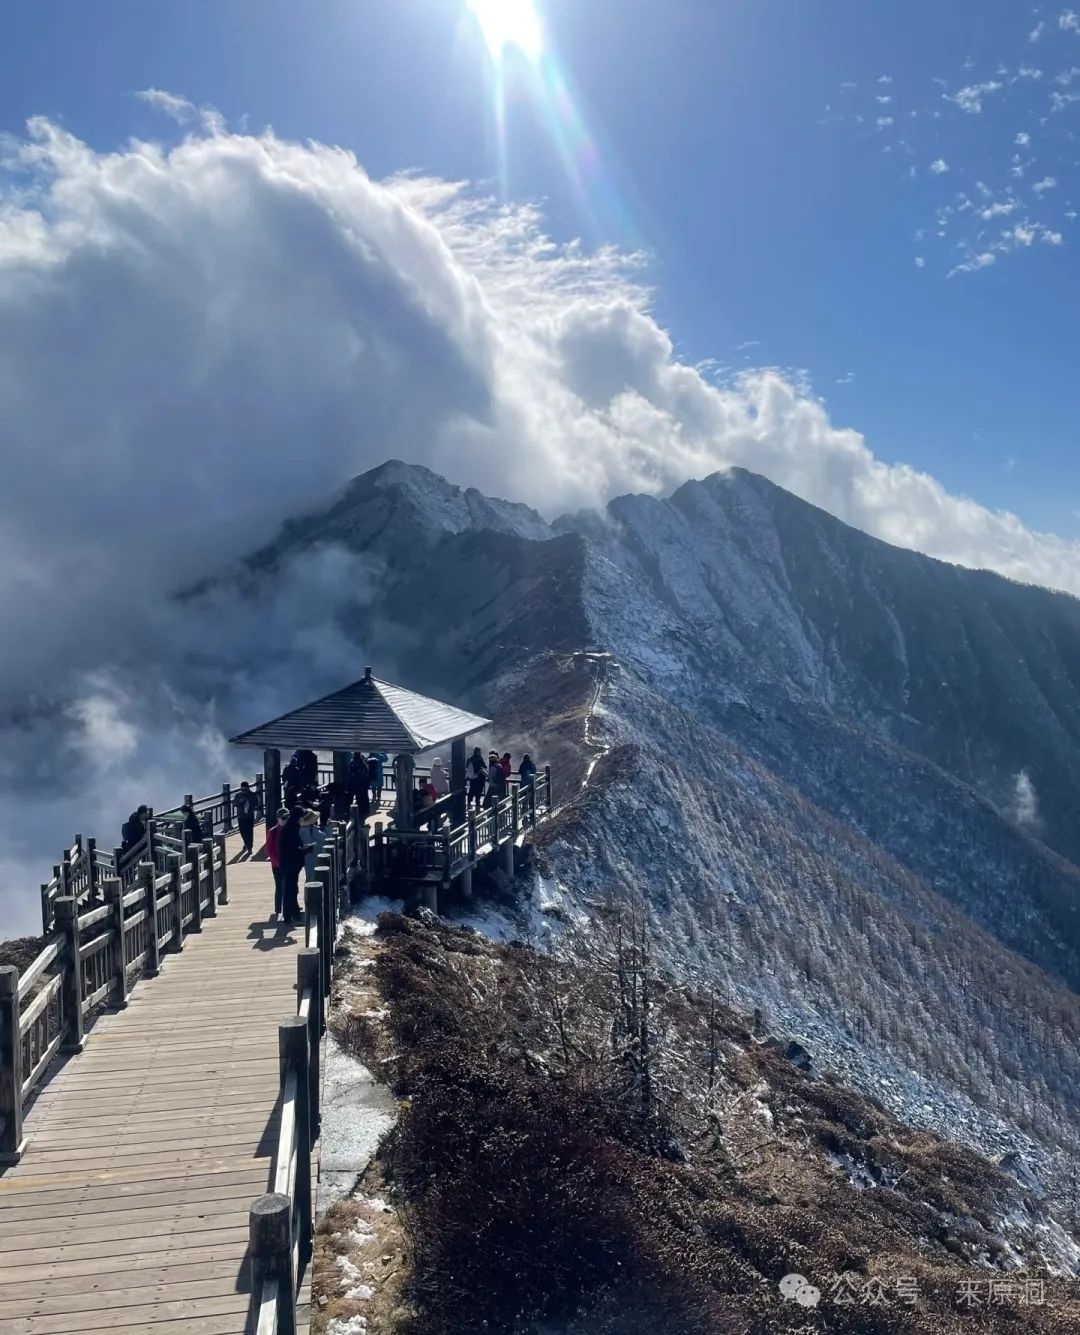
[1015,131,1032,144]
[1055,67,1080,84]
[1015,66,1044,81]
[135,87,195,124]
[914,255,926,267]
[1051,89,1080,110]
[980,200,1018,218]
[1012,770,1041,828]
[1042,228,1065,243]
[1033,174,1059,192]
[1030,19,1046,41]
[929,158,950,174]
[878,74,893,84]
[948,251,997,276]
[877,116,895,128]
[1060,9,1080,31]
[947,80,1004,114]
[876,95,893,104]
[1009,222,1038,245]
[5,115,1080,923]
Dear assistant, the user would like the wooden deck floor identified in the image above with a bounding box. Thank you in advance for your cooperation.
[0,834,311,1334]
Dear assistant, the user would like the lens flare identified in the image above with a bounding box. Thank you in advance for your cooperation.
[467,0,543,60]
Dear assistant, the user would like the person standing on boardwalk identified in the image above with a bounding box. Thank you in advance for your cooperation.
[121,805,149,853]
[278,808,305,924]
[234,781,257,856]
[486,751,507,807]
[518,754,537,789]
[429,757,449,798]
[266,808,288,918]
[299,808,325,880]
[180,804,203,847]
[368,751,388,806]
[467,746,487,810]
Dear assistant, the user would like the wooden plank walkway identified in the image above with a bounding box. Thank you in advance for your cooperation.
[0,834,311,1335]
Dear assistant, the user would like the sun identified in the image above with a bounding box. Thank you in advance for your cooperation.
[466,0,544,61]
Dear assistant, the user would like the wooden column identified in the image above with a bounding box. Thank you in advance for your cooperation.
[297,948,322,1138]
[0,966,26,1163]
[201,839,217,919]
[459,865,474,900]
[187,842,203,934]
[264,748,282,834]
[168,852,184,952]
[141,862,161,977]
[451,736,467,825]
[249,1193,296,1335]
[500,831,515,878]
[393,753,415,832]
[103,878,128,1009]
[55,897,85,1052]
[215,833,229,905]
[222,783,233,832]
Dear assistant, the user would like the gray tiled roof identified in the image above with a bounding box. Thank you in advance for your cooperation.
[229,670,490,754]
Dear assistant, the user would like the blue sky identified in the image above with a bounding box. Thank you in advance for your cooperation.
[3,0,1079,535]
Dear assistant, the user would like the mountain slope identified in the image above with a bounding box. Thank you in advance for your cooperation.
[242,459,1080,1197]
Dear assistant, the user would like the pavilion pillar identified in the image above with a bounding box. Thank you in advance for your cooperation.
[264,748,281,833]
[393,753,415,832]
[332,750,350,819]
[450,737,467,826]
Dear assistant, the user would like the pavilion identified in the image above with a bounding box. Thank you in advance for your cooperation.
[228,667,491,834]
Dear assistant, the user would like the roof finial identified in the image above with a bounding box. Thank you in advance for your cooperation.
[364,666,373,683]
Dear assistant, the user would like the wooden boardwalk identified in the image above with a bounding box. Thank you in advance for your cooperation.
[0,834,311,1335]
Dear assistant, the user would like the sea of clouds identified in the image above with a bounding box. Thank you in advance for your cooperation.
[1,107,1078,934]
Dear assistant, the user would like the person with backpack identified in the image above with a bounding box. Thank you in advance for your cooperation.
[368,751,388,806]
[234,781,257,856]
[429,757,449,798]
[518,755,537,789]
[499,752,513,780]
[299,808,325,880]
[467,746,487,810]
[121,806,149,853]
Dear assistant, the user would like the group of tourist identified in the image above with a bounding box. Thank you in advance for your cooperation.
[119,800,225,854]
[413,748,537,827]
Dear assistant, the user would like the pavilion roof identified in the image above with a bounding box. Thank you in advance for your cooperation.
[229,669,490,755]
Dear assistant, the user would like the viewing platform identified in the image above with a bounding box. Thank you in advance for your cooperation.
[1,669,554,1332]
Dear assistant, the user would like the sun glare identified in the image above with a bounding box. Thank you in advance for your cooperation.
[467,0,543,61]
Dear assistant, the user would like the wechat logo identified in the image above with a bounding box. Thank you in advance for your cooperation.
[779,1273,821,1308]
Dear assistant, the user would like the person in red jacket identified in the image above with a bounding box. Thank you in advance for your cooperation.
[265,808,288,919]
[499,752,513,780]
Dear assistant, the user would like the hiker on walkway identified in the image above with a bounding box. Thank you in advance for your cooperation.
[467,746,487,810]
[299,808,325,880]
[121,805,149,853]
[234,781,257,856]
[180,804,203,846]
[282,757,302,807]
[486,751,507,807]
[266,808,288,918]
[429,757,449,798]
[518,754,537,788]
[278,807,305,924]
[414,776,437,831]
[499,752,513,780]
[347,752,370,815]
[368,751,388,805]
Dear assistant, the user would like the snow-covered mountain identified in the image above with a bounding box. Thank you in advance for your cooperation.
[246,459,1080,1198]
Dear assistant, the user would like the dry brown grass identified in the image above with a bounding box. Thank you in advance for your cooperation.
[334,909,1080,1334]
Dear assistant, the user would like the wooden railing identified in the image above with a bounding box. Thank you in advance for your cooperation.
[0,834,229,1162]
[38,775,263,933]
[376,767,552,884]
[248,813,348,1334]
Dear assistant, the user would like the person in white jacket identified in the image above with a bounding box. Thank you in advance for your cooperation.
[429,757,450,798]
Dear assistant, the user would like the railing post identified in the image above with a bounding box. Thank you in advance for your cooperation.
[249,1193,296,1335]
[254,772,265,823]
[545,764,552,809]
[84,835,99,905]
[511,785,520,836]
[201,839,217,919]
[315,861,332,999]
[168,852,184,952]
[140,862,161,977]
[374,821,384,877]
[0,966,26,1164]
[40,884,52,936]
[280,1016,313,1270]
[145,821,156,875]
[188,841,203,934]
[55,897,84,1052]
[215,833,229,906]
[468,812,477,860]
[103,877,128,1008]
[297,948,322,1138]
[222,782,233,832]
[304,880,323,953]
[441,830,451,887]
